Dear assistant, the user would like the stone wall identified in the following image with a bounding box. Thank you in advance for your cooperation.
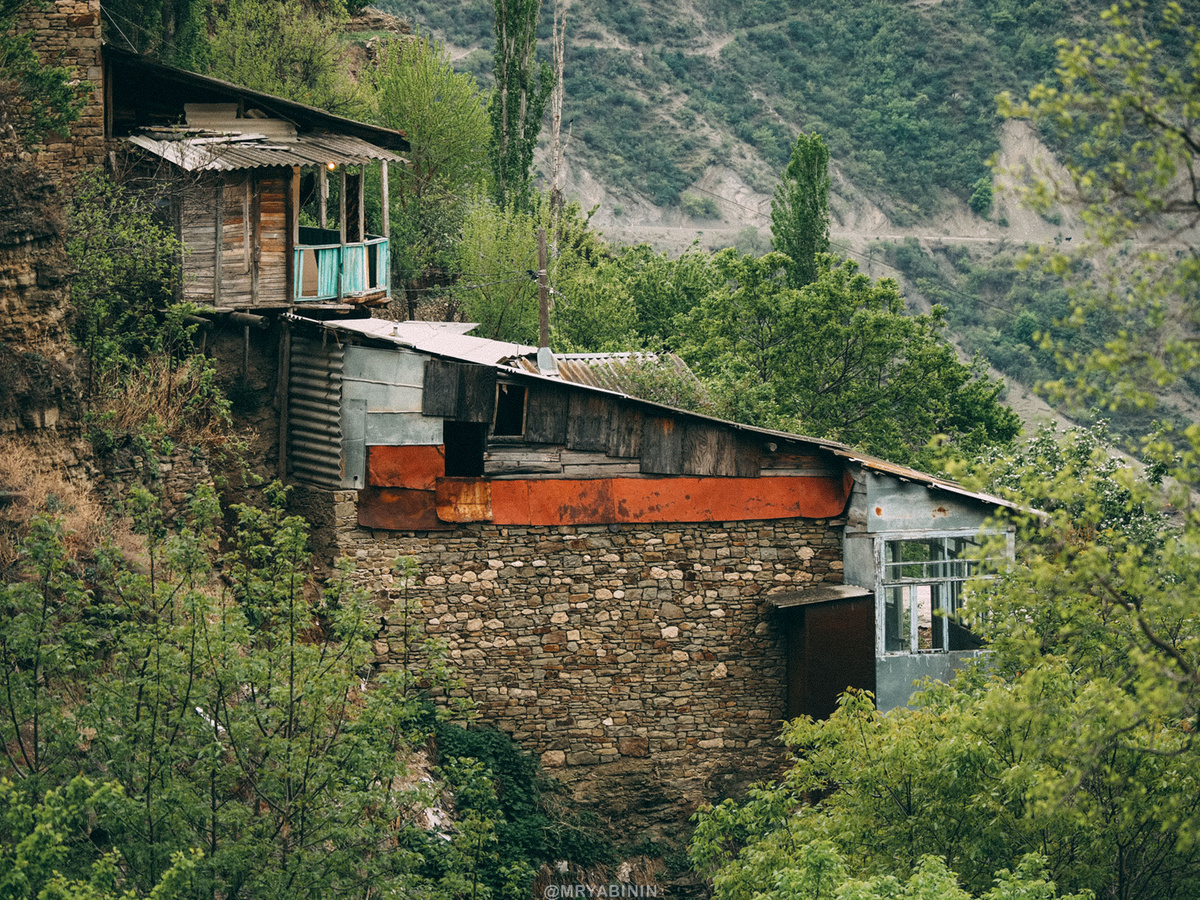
[20,0,106,180]
[293,485,843,833]
[0,159,80,433]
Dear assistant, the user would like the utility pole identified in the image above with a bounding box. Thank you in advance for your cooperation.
[536,226,557,374]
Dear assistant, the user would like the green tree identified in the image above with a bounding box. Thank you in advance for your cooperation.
[455,196,544,341]
[100,0,210,70]
[968,175,993,217]
[691,685,1188,900]
[206,0,359,114]
[770,132,830,288]
[64,172,186,392]
[680,252,1020,464]
[0,778,198,900]
[998,0,1200,412]
[372,33,490,314]
[489,0,553,210]
[0,486,469,899]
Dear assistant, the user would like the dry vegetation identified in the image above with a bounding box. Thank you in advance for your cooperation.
[0,438,104,567]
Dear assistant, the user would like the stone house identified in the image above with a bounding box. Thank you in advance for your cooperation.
[106,47,406,311]
[282,314,1015,824]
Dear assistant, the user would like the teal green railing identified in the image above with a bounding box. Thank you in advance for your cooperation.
[293,227,389,302]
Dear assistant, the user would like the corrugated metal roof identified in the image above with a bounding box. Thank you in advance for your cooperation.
[283,314,1021,512]
[127,130,404,172]
[290,317,536,366]
[511,351,706,395]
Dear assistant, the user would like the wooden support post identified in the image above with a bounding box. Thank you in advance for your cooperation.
[290,165,301,245]
[250,175,261,305]
[241,176,250,273]
[286,166,300,306]
[380,160,389,238]
[242,325,250,379]
[318,164,328,229]
[357,164,365,243]
[338,166,347,302]
[277,324,291,480]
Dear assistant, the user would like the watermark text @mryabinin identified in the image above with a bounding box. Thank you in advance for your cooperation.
[543,884,659,898]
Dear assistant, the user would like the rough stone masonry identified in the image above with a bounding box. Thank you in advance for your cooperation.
[293,486,843,829]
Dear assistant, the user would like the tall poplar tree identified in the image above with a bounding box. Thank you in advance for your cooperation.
[771,132,830,288]
[489,0,553,211]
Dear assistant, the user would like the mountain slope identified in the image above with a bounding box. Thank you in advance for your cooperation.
[375,0,1103,240]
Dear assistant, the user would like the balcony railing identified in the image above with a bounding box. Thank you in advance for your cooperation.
[293,226,390,303]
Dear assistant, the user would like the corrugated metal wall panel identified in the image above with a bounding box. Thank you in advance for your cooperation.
[288,338,347,487]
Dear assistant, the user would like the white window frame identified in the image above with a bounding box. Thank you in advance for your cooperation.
[874,530,1012,657]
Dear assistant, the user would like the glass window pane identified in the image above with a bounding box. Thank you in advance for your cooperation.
[885,585,912,652]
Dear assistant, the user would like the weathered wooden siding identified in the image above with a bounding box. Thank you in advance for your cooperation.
[180,170,288,307]
[181,177,218,305]
[220,172,252,304]
[257,173,288,304]
[333,357,850,531]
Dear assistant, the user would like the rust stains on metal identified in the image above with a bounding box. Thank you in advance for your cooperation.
[435,478,493,522]
[481,475,847,526]
[358,487,451,530]
[367,444,445,490]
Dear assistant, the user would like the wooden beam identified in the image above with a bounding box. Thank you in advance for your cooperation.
[380,160,389,238]
[356,164,365,244]
[318,164,327,228]
[241,175,250,273]
[338,166,346,302]
[285,166,298,306]
[250,175,260,305]
[290,165,301,245]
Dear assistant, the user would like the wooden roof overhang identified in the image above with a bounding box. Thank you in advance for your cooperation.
[103,44,410,153]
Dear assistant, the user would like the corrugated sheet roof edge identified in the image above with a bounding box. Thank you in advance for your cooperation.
[126,132,403,172]
[284,314,1020,512]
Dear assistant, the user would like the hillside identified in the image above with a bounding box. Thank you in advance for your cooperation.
[362,0,1200,450]
[374,0,1103,250]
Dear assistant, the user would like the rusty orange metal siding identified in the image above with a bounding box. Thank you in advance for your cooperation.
[367,445,446,490]
[358,471,847,529]
[436,478,494,522]
[357,486,453,530]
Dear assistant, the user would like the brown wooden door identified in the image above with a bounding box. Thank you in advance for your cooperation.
[785,597,876,721]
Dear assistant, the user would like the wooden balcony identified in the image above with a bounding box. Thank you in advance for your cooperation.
[293,226,390,304]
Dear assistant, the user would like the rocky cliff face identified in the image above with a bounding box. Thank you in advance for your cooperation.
[0,159,80,434]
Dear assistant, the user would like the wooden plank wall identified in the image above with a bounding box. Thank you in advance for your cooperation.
[415,362,841,482]
[220,172,252,304]
[257,173,288,304]
[481,377,773,481]
[181,177,218,305]
[180,171,289,307]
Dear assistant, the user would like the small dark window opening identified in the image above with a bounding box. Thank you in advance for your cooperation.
[443,421,487,476]
[493,384,527,436]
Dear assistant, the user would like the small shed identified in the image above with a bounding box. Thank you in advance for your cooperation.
[105,46,408,309]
